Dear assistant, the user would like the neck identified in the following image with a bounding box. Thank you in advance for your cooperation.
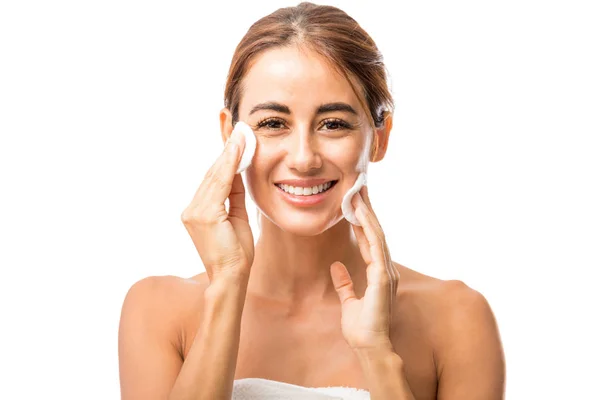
[247,214,367,308]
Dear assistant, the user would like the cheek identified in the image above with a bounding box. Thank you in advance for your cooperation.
[245,143,277,182]
[244,168,263,211]
[243,146,277,203]
[326,138,368,172]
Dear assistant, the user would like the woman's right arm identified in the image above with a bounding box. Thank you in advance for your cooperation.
[169,273,250,400]
[118,272,249,400]
[119,126,254,399]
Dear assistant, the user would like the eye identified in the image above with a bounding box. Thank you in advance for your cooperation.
[255,117,286,130]
[254,117,353,133]
[321,118,352,131]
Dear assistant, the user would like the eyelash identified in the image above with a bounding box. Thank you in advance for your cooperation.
[255,117,352,131]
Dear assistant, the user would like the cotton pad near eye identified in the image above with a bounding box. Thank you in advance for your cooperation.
[232,121,257,174]
[341,172,367,226]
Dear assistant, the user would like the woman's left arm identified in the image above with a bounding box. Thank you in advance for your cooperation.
[330,185,505,400]
[354,344,416,400]
[330,184,415,399]
[434,280,506,399]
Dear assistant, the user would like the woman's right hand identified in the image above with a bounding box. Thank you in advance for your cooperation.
[180,129,254,284]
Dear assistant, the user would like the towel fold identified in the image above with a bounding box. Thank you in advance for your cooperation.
[232,378,370,400]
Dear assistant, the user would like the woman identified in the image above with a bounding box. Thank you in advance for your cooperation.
[118,2,505,399]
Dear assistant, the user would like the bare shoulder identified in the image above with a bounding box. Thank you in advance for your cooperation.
[393,261,500,336]
[123,273,210,309]
[118,274,212,398]
[120,273,211,350]
[393,261,493,316]
[392,262,505,397]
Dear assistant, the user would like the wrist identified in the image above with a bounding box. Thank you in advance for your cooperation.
[354,342,395,363]
[351,336,395,355]
[355,346,411,398]
[206,271,250,297]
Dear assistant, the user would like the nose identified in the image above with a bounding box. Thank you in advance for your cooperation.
[285,126,322,173]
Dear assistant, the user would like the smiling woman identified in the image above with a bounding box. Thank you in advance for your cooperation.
[118,2,505,400]
[232,45,378,236]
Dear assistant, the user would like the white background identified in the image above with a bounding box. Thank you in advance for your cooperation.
[1,0,598,398]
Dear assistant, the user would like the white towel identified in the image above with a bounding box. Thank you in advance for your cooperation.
[232,378,370,400]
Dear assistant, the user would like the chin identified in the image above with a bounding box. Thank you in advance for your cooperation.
[260,206,344,237]
[281,217,341,237]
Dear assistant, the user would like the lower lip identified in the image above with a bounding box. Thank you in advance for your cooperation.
[275,182,337,207]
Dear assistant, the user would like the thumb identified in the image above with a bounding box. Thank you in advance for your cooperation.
[330,261,357,306]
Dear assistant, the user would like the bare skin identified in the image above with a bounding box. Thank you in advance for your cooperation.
[127,261,502,400]
[119,45,505,399]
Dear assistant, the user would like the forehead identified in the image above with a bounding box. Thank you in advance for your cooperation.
[239,46,364,117]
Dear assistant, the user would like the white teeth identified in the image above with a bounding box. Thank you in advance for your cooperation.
[276,181,335,196]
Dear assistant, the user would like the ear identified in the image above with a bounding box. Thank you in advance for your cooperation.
[371,112,393,163]
[219,107,234,145]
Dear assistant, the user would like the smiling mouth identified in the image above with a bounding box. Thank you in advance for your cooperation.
[275,180,338,196]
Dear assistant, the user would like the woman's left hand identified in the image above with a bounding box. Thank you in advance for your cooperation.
[330,185,400,352]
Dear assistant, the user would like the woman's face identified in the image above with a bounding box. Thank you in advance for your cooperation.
[237,46,374,236]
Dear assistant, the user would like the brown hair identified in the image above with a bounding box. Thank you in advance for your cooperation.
[223,2,394,156]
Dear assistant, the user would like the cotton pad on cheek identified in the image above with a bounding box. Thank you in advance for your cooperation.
[341,172,367,226]
[231,121,257,174]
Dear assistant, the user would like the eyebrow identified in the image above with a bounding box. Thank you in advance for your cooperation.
[249,101,358,116]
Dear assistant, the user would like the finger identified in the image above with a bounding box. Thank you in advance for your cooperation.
[359,186,383,233]
[358,185,372,210]
[228,174,249,221]
[380,239,397,305]
[330,261,358,306]
[351,223,372,264]
[352,193,387,270]
[197,130,246,207]
[356,188,398,296]
[388,260,399,299]
[352,191,385,246]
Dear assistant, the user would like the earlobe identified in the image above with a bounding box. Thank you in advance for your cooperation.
[219,107,234,144]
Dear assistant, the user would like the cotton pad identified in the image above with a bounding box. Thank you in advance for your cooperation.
[341,172,367,226]
[232,121,256,174]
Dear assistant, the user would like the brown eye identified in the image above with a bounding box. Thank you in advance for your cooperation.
[256,118,285,130]
[324,121,342,130]
[322,118,351,131]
